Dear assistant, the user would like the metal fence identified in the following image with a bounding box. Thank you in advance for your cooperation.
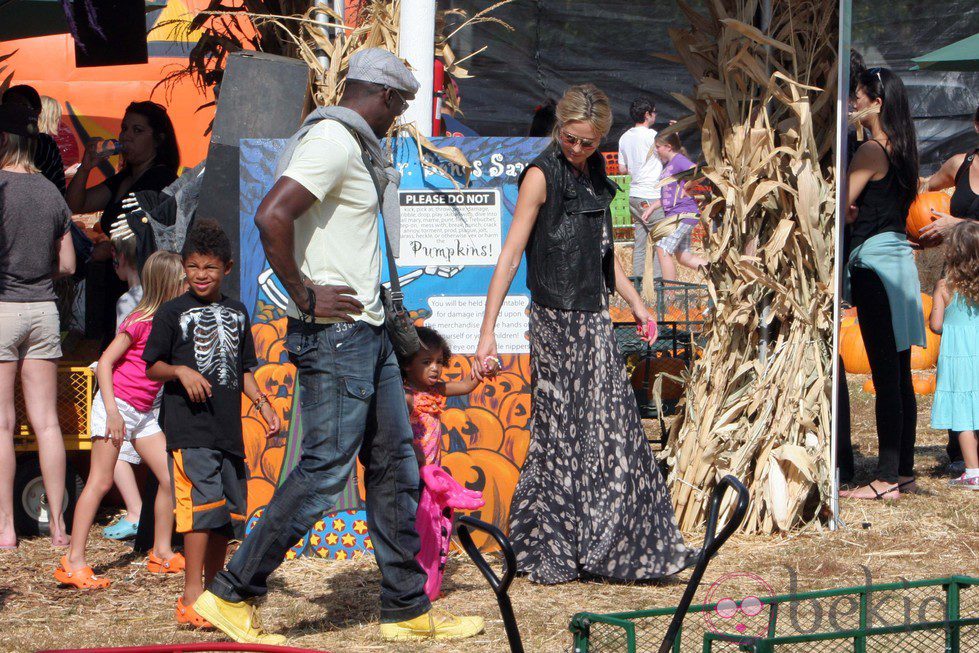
[570,576,979,653]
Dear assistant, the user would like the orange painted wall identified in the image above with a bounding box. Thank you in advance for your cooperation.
[0,0,241,171]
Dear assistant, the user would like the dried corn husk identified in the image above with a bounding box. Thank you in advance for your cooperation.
[662,0,837,534]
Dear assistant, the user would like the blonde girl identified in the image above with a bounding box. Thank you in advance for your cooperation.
[930,221,979,488]
[55,251,187,588]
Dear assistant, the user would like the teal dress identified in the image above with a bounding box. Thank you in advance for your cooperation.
[931,293,979,431]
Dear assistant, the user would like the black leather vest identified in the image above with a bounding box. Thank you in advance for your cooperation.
[523,144,617,311]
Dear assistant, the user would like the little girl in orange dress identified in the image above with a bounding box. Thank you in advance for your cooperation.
[401,327,494,600]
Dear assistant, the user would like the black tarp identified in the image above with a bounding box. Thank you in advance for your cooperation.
[443,0,706,155]
[852,1,979,173]
[447,1,978,173]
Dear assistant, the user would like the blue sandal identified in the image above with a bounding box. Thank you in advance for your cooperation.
[102,518,139,540]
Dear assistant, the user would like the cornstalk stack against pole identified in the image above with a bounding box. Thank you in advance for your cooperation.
[662,0,838,533]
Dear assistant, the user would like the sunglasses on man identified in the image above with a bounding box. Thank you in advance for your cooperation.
[386,86,409,116]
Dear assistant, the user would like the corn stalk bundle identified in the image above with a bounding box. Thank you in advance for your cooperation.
[661,0,838,534]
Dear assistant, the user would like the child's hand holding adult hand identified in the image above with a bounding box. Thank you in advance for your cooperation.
[472,335,499,382]
[177,366,212,403]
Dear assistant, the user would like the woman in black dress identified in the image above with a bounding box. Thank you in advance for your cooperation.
[473,84,695,584]
[66,101,179,349]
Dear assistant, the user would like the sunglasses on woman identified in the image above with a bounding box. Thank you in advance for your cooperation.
[560,130,597,150]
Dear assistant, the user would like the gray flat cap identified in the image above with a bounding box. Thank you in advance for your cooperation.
[347,48,420,94]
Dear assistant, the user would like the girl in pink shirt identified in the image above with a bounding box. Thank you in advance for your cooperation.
[56,251,187,589]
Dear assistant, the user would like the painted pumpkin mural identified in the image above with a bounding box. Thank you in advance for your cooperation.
[240,295,535,557]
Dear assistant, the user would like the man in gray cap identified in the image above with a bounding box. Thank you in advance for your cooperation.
[195,48,485,644]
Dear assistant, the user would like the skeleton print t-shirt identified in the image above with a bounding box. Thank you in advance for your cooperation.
[143,292,258,456]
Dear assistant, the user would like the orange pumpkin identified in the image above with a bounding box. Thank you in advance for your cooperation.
[920,293,933,318]
[242,416,269,477]
[500,426,530,468]
[254,363,296,398]
[514,354,531,382]
[630,357,687,402]
[260,445,285,484]
[251,322,283,365]
[906,191,951,245]
[440,407,505,452]
[913,372,937,395]
[441,448,521,551]
[910,294,941,370]
[864,372,937,395]
[442,355,472,382]
[246,477,276,520]
[499,391,532,430]
[839,321,871,374]
[910,328,941,370]
[469,372,528,412]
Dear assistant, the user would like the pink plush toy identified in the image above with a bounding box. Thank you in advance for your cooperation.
[416,464,484,600]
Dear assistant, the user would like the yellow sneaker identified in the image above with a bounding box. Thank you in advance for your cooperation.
[192,590,286,645]
[380,609,485,641]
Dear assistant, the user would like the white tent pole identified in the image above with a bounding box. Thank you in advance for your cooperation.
[399,0,436,136]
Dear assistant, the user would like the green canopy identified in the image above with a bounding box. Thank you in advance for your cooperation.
[911,32,979,72]
[0,0,166,42]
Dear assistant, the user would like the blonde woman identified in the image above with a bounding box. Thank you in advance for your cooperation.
[0,103,75,548]
[473,84,695,584]
[38,96,62,137]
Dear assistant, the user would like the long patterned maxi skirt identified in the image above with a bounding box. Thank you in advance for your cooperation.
[508,302,698,584]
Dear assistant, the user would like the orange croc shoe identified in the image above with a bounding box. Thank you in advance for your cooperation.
[53,556,111,589]
[147,551,185,574]
[176,597,214,629]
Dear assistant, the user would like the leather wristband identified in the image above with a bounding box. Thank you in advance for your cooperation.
[299,285,316,322]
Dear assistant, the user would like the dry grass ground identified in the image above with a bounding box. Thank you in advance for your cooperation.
[2,378,976,653]
[3,242,972,652]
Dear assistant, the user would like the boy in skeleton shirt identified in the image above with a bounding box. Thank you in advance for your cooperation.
[143,219,280,629]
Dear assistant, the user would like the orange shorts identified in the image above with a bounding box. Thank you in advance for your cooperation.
[169,448,246,538]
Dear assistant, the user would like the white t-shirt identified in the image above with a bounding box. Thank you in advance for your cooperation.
[282,120,384,325]
[617,126,662,200]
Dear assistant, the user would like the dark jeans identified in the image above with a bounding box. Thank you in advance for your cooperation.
[210,320,430,622]
[851,267,916,483]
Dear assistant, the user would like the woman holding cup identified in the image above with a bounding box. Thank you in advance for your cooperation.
[473,84,695,585]
[66,101,179,350]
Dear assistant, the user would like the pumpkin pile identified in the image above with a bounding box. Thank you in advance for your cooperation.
[241,314,293,518]
[437,353,530,550]
[840,294,941,395]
